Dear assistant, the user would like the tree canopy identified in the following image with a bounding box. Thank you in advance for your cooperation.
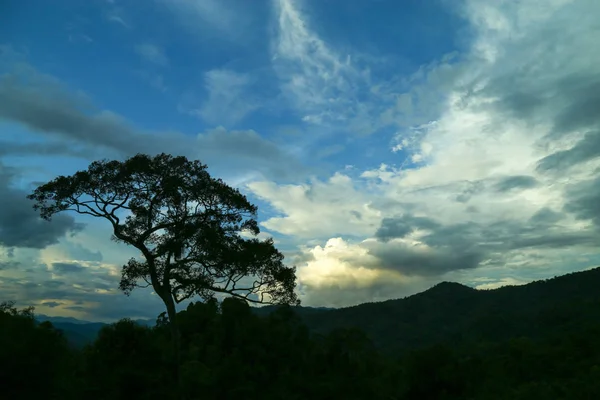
[27,153,299,326]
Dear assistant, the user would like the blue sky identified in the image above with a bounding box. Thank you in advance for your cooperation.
[2,0,600,322]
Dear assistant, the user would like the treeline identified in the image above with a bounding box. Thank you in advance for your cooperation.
[3,298,600,400]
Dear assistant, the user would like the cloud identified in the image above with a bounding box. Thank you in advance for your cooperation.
[271,0,467,136]
[104,6,131,29]
[51,262,85,274]
[41,301,63,308]
[375,215,441,242]
[564,176,600,228]
[0,162,84,249]
[191,69,257,126]
[494,175,539,192]
[249,0,600,306]
[0,260,21,271]
[158,0,254,42]
[373,213,597,273]
[537,130,600,172]
[195,126,314,181]
[4,0,600,314]
[135,70,168,92]
[0,59,311,181]
[135,43,169,67]
[0,250,164,322]
[0,64,171,157]
[295,237,431,307]
[364,238,484,277]
[247,172,382,239]
[272,0,365,129]
[4,274,164,321]
[474,277,529,291]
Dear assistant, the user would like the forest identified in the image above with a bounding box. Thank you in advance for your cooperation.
[3,266,600,400]
[2,153,600,399]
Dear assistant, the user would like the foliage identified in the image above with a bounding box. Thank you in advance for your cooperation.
[0,302,78,399]
[4,267,600,400]
[27,153,299,322]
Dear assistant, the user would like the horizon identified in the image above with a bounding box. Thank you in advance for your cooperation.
[33,265,600,324]
[2,0,600,322]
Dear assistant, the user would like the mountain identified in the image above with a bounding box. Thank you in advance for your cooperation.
[294,267,600,355]
[34,266,600,352]
[34,315,155,348]
[35,314,96,325]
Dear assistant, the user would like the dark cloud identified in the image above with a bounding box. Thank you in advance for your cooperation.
[41,301,63,308]
[194,127,310,181]
[64,306,87,312]
[0,61,313,181]
[529,207,564,227]
[494,175,539,192]
[563,177,600,227]
[451,176,538,205]
[484,68,600,142]
[51,262,85,274]
[368,242,484,277]
[537,130,600,172]
[498,91,544,121]
[0,68,180,157]
[454,180,485,203]
[551,77,600,137]
[0,140,96,159]
[0,163,84,249]
[482,65,600,173]
[0,260,21,270]
[375,214,441,242]
[423,219,597,253]
[459,0,600,174]
[349,210,362,220]
[369,210,599,277]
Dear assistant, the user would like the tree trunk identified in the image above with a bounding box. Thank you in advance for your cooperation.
[162,291,184,399]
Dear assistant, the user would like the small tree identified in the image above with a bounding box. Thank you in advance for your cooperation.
[27,153,299,362]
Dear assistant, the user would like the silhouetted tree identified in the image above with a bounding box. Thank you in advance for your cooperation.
[27,153,300,393]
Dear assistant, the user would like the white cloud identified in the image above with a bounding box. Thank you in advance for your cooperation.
[135,43,169,67]
[295,237,430,307]
[158,0,250,41]
[271,0,389,134]
[473,277,528,290]
[249,0,600,306]
[193,69,257,126]
[247,172,382,240]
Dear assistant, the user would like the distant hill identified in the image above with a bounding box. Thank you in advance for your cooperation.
[34,267,600,352]
[34,315,155,348]
[294,267,600,355]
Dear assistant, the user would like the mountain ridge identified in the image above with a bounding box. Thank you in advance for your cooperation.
[34,266,600,351]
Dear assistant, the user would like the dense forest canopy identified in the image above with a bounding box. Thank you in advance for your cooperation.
[4,267,600,399]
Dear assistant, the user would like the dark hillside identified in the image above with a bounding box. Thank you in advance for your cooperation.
[288,267,600,355]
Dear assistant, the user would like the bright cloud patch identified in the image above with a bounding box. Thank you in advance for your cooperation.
[295,237,430,307]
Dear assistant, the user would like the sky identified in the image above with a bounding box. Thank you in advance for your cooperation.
[1,0,600,322]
